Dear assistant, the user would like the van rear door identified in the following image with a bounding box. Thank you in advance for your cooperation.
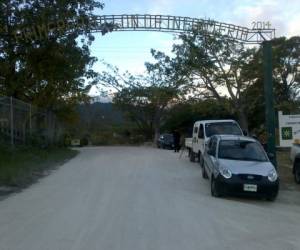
[192,125,198,153]
[198,123,205,155]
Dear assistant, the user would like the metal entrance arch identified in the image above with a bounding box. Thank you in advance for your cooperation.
[90,14,276,166]
[90,15,275,44]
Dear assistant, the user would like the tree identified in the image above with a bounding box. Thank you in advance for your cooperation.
[162,99,233,135]
[173,29,257,131]
[272,36,300,103]
[0,0,111,116]
[144,49,189,141]
[0,1,117,144]
[98,50,188,142]
[242,36,300,131]
[112,85,176,140]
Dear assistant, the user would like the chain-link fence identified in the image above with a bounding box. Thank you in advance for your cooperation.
[0,96,63,147]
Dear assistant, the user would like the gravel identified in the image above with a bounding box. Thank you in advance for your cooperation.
[0,146,299,250]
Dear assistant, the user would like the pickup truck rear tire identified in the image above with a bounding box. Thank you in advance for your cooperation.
[294,163,300,184]
[189,151,195,162]
[266,193,278,202]
[198,152,202,163]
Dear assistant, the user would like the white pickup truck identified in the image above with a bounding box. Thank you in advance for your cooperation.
[290,140,300,183]
[185,120,244,163]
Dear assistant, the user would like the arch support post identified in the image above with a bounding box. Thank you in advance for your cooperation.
[263,41,277,168]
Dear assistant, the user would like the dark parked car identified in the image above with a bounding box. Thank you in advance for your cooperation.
[290,141,300,184]
[201,135,279,201]
[157,134,174,149]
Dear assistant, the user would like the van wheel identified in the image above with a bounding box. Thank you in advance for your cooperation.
[202,164,208,179]
[200,156,204,168]
[266,193,277,202]
[211,177,221,197]
[294,163,300,184]
[198,152,202,163]
[190,151,195,162]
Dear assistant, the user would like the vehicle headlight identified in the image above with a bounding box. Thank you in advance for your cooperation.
[267,169,278,182]
[220,168,232,179]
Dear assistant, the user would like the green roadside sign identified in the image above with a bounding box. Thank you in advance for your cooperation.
[282,127,293,140]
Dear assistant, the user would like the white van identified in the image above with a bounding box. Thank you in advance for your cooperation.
[185,120,243,162]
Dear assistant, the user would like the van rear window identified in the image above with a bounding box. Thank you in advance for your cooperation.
[205,122,242,137]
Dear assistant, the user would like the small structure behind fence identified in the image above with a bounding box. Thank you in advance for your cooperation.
[0,96,62,146]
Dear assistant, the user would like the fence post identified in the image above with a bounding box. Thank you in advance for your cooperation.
[10,96,14,147]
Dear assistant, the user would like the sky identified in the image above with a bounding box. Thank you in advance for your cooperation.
[89,0,300,95]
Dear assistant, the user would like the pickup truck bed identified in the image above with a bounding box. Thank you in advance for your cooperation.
[185,138,193,149]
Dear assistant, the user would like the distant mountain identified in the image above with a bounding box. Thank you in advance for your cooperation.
[90,95,113,103]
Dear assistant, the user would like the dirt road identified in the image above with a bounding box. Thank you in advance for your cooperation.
[0,147,300,250]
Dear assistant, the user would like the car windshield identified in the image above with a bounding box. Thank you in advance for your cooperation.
[218,140,268,162]
[205,122,242,137]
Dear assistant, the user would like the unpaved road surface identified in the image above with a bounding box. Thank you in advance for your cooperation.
[0,146,300,250]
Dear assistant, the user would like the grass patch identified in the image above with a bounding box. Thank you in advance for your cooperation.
[0,145,78,187]
[277,150,291,168]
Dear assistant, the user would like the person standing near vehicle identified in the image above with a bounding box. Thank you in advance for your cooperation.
[173,130,181,152]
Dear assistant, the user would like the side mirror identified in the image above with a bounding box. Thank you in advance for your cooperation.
[251,135,258,140]
[243,130,248,136]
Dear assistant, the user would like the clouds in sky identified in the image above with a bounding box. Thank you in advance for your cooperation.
[149,0,299,36]
[230,0,300,37]
[91,0,299,79]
